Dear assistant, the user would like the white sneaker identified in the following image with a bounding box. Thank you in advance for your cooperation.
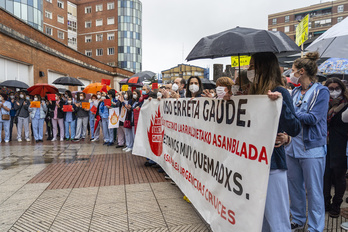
[125,148,132,152]
[122,147,129,151]
[26,139,31,142]
[60,138,64,141]
[5,140,9,143]
[91,138,99,142]
[51,138,57,141]
[18,139,22,142]
[341,222,348,230]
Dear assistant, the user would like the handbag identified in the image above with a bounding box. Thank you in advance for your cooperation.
[123,120,132,128]
[2,114,10,120]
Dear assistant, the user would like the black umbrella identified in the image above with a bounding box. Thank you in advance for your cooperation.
[0,80,29,89]
[53,76,84,86]
[186,27,301,61]
[201,78,216,89]
[126,71,155,86]
[58,88,68,93]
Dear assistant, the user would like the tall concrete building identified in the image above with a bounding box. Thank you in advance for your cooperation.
[0,0,142,73]
[268,0,348,44]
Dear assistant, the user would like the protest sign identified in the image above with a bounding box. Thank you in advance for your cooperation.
[121,85,129,92]
[47,94,56,101]
[63,105,73,112]
[104,99,111,106]
[119,106,127,122]
[90,105,97,114]
[231,55,251,67]
[296,14,309,46]
[82,102,90,110]
[101,79,111,86]
[30,101,40,108]
[133,97,282,232]
[108,108,120,128]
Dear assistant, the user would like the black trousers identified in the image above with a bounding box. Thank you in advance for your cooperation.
[324,165,347,206]
[9,116,17,141]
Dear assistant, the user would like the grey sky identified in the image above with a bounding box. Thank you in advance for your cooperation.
[140,0,328,76]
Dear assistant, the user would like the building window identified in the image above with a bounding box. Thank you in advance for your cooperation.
[46,0,52,3]
[85,21,92,28]
[57,0,64,9]
[68,20,77,32]
[57,15,64,24]
[107,17,115,25]
[337,16,344,23]
[107,2,114,10]
[285,16,290,23]
[85,6,92,14]
[58,31,64,39]
[96,34,103,42]
[107,32,115,40]
[108,62,115,66]
[284,26,290,33]
[272,18,277,25]
[272,28,277,31]
[96,19,103,27]
[96,4,103,12]
[96,49,103,56]
[338,5,344,13]
[108,47,115,55]
[46,27,53,36]
[85,35,92,43]
[45,11,52,19]
[85,50,92,57]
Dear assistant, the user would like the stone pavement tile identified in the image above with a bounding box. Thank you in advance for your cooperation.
[93,202,127,218]
[55,204,95,221]
[1,198,36,211]
[50,217,91,232]
[128,211,166,231]
[126,183,152,192]
[126,190,157,202]
[10,214,52,232]
[130,227,169,232]
[0,223,13,232]
[98,185,125,194]
[39,188,71,199]
[127,199,161,214]
[150,182,178,192]
[30,195,68,210]
[96,192,126,204]
[153,189,184,200]
[0,209,24,228]
[168,223,211,232]
[162,209,205,227]
[157,198,195,212]
[90,214,128,232]
[0,184,23,194]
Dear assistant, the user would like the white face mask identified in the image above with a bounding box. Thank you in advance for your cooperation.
[124,94,128,100]
[101,96,106,100]
[115,96,119,100]
[133,94,137,99]
[10,96,15,99]
[157,92,162,98]
[289,71,300,84]
[172,83,179,92]
[0,97,3,101]
[34,98,38,101]
[97,95,101,99]
[20,94,24,99]
[189,84,199,94]
[216,86,227,99]
[330,90,342,99]
[80,97,84,100]
[68,100,72,104]
[246,70,255,82]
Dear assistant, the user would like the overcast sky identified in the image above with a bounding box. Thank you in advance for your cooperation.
[140,0,328,77]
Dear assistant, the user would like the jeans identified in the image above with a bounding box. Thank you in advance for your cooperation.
[125,127,133,148]
[9,116,17,141]
[117,126,125,145]
[17,117,30,140]
[32,118,45,140]
[0,119,10,141]
[65,120,76,139]
[101,118,114,143]
[75,117,88,139]
[89,118,95,139]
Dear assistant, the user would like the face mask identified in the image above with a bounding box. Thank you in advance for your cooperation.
[34,98,38,101]
[157,92,162,98]
[133,94,137,99]
[26,96,30,100]
[172,84,179,92]
[10,96,14,99]
[80,97,84,100]
[101,96,106,100]
[330,90,342,99]
[232,85,240,95]
[97,95,101,99]
[64,94,68,98]
[189,84,199,94]
[74,95,77,99]
[115,96,119,100]
[142,90,146,95]
[289,71,300,84]
[124,94,128,100]
[20,94,24,99]
[216,86,227,99]
[246,70,255,82]
[68,100,72,104]
[0,97,3,101]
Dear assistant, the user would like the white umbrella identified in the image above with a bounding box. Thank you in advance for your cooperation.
[306,17,348,59]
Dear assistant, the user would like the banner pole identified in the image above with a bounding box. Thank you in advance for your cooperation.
[301,43,304,58]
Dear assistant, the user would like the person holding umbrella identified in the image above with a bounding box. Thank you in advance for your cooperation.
[285,52,330,232]
[0,94,11,143]
[14,91,31,142]
[29,94,47,142]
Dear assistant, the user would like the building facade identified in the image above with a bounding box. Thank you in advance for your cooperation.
[0,0,142,73]
[161,64,209,83]
[268,0,348,43]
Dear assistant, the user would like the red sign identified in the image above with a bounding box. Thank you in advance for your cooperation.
[90,105,97,114]
[104,99,111,106]
[101,79,111,86]
[152,83,158,89]
[63,105,73,112]
[47,94,56,101]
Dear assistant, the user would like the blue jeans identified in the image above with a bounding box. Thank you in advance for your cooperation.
[0,119,10,141]
[89,117,95,139]
[32,118,44,140]
[124,127,133,148]
[65,120,76,139]
[101,118,114,143]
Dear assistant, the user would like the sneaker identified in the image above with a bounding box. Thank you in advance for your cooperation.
[164,175,172,180]
[91,138,99,142]
[26,139,31,142]
[144,161,154,167]
[122,147,129,151]
[125,148,132,152]
[107,142,114,146]
[51,138,57,141]
[341,222,348,230]
[291,222,304,232]
[73,138,80,142]
[5,140,9,143]
[103,142,108,145]
[170,181,176,186]
[60,138,64,142]
[18,139,22,142]
[116,144,125,148]
[66,138,70,141]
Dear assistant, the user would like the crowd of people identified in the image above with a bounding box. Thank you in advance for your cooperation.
[0,51,347,232]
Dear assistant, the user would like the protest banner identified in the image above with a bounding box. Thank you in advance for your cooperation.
[296,14,309,46]
[231,55,251,67]
[62,105,73,112]
[133,97,282,232]
[30,101,40,108]
[120,106,127,122]
[81,102,90,110]
[47,94,56,101]
[108,108,120,128]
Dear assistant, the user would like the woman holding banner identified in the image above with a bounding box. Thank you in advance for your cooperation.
[29,94,47,142]
[286,52,330,232]
[247,52,301,232]
[185,76,203,98]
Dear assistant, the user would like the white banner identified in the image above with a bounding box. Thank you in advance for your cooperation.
[120,106,127,122]
[133,97,282,232]
[108,108,120,128]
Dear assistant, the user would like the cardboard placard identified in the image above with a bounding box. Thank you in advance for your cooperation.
[47,94,56,101]
[63,105,73,112]
[82,102,90,110]
[121,85,129,92]
[101,79,111,86]
[104,99,111,106]
[30,101,41,108]
[152,83,158,89]
[90,105,97,114]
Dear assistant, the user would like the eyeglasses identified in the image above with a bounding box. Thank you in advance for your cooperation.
[328,87,341,92]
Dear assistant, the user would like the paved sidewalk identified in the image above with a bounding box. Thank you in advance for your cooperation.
[0,142,211,231]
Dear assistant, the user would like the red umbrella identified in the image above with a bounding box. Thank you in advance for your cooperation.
[27,83,58,97]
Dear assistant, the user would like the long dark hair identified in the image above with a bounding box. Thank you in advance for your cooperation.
[185,76,203,97]
[325,77,348,101]
[249,52,283,95]
[133,89,141,101]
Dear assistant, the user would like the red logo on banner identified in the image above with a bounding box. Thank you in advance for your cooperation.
[147,106,164,157]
